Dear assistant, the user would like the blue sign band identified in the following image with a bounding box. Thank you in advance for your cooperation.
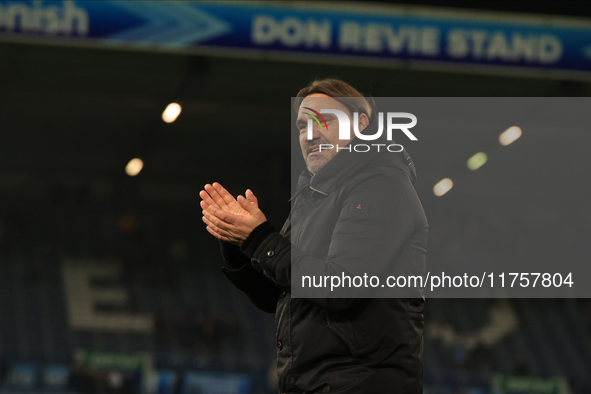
[1,1,590,75]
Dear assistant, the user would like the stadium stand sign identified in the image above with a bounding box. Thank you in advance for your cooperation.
[74,349,152,371]
[492,375,570,394]
[1,1,591,78]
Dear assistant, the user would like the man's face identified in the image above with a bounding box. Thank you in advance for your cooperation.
[296,94,367,175]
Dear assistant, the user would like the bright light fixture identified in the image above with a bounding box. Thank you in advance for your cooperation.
[433,178,453,196]
[162,103,181,123]
[499,126,521,146]
[467,152,488,170]
[126,158,144,176]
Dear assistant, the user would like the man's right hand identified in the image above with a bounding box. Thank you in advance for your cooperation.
[199,182,258,218]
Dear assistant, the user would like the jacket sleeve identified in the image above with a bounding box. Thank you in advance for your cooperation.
[219,241,280,313]
[240,174,417,312]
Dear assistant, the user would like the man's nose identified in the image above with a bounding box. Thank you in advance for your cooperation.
[309,122,323,140]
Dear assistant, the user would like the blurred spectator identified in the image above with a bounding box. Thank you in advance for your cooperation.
[155,310,173,346]
[107,370,124,394]
[464,341,490,371]
[223,315,243,350]
[513,357,530,376]
[68,365,97,394]
[452,343,468,367]
[0,359,9,386]
[173,370,185,394]
[198,312,222,352]
[121,372,136,394]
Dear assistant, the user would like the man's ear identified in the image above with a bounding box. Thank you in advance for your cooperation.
[358,113,370,132]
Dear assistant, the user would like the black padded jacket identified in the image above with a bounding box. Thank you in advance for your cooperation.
[220,129,428,394]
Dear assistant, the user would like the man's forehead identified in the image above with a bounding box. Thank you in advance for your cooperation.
[298,95,342,115]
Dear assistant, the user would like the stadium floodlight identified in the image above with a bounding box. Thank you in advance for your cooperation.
[162,102,182,123]
[499,126,522,146]
[433,178,453,196]
[126,158,144,176]
[467,152,488,170]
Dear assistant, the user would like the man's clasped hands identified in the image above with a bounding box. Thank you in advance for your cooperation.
[199,182,267,246]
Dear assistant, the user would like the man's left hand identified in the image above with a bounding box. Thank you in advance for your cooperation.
[202,191,267,246]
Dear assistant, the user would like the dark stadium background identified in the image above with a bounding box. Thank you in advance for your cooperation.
[1,1,590,394]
